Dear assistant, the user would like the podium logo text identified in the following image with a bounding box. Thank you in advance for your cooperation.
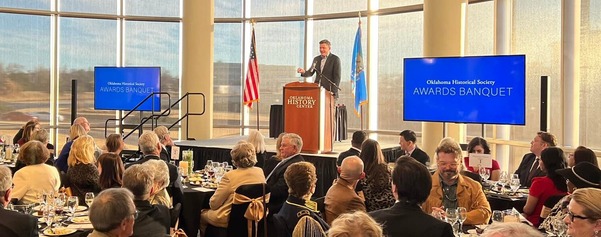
[287,96,316,109]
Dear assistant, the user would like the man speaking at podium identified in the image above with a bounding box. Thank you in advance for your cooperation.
[297,39,341,98]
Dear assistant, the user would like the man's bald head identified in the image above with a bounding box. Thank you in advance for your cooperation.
[339,156,364,181]
[73,117,90,132]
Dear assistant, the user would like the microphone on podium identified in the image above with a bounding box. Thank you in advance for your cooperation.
[310,61,317,73]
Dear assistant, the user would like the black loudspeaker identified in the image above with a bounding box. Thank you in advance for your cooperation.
[71,79,77,125]
[540,76,548,132]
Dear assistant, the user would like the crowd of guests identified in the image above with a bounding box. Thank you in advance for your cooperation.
[1,117,601,237]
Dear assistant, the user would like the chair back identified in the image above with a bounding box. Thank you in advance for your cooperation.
[227,183,271,237]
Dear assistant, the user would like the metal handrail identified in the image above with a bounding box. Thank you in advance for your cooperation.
[104,91,206,141]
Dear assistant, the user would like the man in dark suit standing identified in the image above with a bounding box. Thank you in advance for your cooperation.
[0,166,38,237]
[266,133,304,215]
[514,131,556,187]
[370,156,453,237]
[297,39,341,98]
[336,131,366,166]
[398,130,430,166]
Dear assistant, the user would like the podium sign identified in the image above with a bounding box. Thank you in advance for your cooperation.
[283,82,333,153]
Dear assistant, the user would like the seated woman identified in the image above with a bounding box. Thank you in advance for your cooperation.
[13,119,38,144]
[12,141,61,204]
[16,120,40,146]
[328,211,383,237]
[105,133,125,155]
[274,162,329,237]
[66,135,101,201]
[97,153,125,190]
[200,141,266,231]
[55,124,87,173]
[463,137,501,181]
[568,146,598,168]
[359,139,395,212]
[247,130,267,168]
[564,188,601,237]
[13,129,55,173]
[523,147,568,226]
[144,159,172,208]
[539,160,601,232]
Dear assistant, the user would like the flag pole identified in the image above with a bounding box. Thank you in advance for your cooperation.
[358,12,364,131]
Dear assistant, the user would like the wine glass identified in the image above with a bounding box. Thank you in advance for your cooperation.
[445,208,460,236]
[478,167,490,181]
[224,165,233,173]
[206,160,213,169]
[179,167,189,188]
[66,196,78,220]
[84,192,95,208]
[498,171,509,193]
[457,207,467,233]
[44,203,56,232]
[510,178,521,195]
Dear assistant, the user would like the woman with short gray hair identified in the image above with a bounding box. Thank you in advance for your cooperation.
[143,159,172,208]
[200,141,266,232]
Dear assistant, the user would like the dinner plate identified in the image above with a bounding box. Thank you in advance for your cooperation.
[71,216,91,224]
[73,206,88,212]
[43,227,76,236]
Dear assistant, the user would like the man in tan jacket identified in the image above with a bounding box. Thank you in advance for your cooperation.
[422,137,491,225]
[324,156,366,224]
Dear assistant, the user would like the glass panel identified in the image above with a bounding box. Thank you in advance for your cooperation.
[214,23,242,129]
[60,0,117,14]
[580,0,601,148]
[379,0,423,9]
[0,0,49,10]
[313,0,366,15]
[248,21,305,129]
[59,17,117,148]
[511,0,561,144]
[466,1,494,137]
[0,13,51,144]
[124,20,181,140]
[250,0,304,17]
[215,0,242,18]
[125,0,180,17]
[313,18,361,131]
[377,12,423,139]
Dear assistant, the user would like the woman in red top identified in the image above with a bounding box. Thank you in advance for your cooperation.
[463,137,501,181]
[524,147,568,226]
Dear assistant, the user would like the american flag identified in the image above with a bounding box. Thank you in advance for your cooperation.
[243,28,260,108]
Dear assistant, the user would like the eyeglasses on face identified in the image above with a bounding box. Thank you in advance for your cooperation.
[567,210,589,222]
[132,210,139,219]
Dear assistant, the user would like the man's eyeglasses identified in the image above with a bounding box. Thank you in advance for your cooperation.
[132,210,139,219]
[437,162,459,169]
[567,210,589,222]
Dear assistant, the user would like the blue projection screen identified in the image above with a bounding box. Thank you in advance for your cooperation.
[94,67,161,111]
[403,55,526,125]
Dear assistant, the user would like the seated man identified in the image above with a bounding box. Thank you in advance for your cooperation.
[398,130,430,166]
[325,156,366,224]
[0,166,38,237]
[123,164,171,237]
[266,133,304,215]
[370,156,453,237]
[422,137,492,225]
[88,188,137,237]
[514,131,556,187]
[336,131,366,166]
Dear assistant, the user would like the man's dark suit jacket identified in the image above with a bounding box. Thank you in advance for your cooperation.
[159,146,171,163]
[301,54,341,98]
[336,147,360,166]
[370,202,453,237]
[266,154,304,215]
[126,155,183,206]
[132,200,171,237]
[0,206,38,237]
[514,153,546,187]
[409,147,430,166]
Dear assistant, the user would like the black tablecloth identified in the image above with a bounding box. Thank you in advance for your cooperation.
[181,186,214,237]
[178,146,338,198]
[486,193,526,213]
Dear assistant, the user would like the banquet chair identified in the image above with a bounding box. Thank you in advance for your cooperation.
[227,183,270,237]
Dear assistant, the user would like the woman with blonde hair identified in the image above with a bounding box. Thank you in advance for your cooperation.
[328,211,383,237]
[247,130,267,168]
[359,139,395,212]
[55,124,87,173]
[66,135,100,201]
[563,188,601,237]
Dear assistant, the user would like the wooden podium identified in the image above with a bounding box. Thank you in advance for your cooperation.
[283,82,333,153]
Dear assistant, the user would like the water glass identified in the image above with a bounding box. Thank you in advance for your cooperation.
[66,196,78,219]
[84,192,95,207]
[479,167,490,181]
[510,178,521,194]
[492,210,505,223]
[446,208,459,236]
[225,165,233,173]
[457,207,467,232]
